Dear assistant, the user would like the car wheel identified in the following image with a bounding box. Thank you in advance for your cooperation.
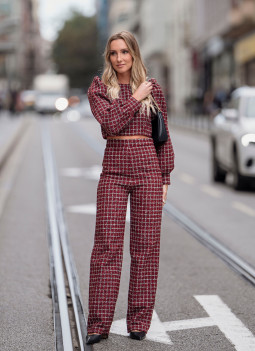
[211,140,226,182]
[232,150,246,190]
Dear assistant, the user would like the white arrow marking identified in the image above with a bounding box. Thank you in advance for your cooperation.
[163,317,215,331]
[109,296,255,348]
[146,310,173,345]
[195,295,255,351]
[110,310,172,345]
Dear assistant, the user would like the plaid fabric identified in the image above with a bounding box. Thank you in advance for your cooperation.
[87,138,163,335]
[87,76,174,185]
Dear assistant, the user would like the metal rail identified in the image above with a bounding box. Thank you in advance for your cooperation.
[41,121,91,351]
[164,202,255,286]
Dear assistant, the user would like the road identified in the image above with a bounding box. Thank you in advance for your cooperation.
[0,113,255,351]
[170,127,255,267]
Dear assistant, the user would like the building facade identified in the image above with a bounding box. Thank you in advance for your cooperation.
[99,0,255,117]
[0,0,42,95]
[190,0,255,113]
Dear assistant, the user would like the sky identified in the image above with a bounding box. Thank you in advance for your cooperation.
[38,0,96,41]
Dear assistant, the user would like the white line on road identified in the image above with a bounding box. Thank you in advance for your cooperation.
[110,310,173,345]
[179,173,196,184]
[66,204,96,214]
[200,184,222,198]
[110,295,255,348]
[195,295,255,351]
[163,317,215,331]
[66,201,131,222]
[60,165,102,180]
[232,201,255,218]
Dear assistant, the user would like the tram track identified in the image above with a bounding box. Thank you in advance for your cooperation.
[40,119,255,349]
[41,121,92,351]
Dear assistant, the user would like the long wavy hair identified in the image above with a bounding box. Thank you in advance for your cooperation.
[101,31,156,116]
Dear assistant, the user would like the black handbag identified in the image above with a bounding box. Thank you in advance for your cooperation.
[151,96,168,143]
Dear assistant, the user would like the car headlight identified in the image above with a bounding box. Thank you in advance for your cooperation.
[241,133,255,147]
[55,97,68,111]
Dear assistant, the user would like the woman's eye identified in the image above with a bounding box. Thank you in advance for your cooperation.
[123,50,128,54]
[110,52,116,56]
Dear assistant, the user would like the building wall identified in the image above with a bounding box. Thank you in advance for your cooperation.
[192,0,231,48]
[105,0,255,117]
[108,0,136,35]
[166,0,194,115]
[0,0,42,93]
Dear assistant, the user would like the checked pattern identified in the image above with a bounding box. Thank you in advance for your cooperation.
[87,76,174,185]
[87,138,164,335]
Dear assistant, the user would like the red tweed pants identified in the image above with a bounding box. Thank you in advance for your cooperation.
[87,138,163,335]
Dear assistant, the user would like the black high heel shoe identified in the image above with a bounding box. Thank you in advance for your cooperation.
[85,333,108,345]
[129,331,146,340]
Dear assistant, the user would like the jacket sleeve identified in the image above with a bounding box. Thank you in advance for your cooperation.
[150,78,175,185]
[87,76,142,135]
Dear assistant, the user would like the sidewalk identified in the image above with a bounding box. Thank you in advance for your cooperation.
[0,112,29,170]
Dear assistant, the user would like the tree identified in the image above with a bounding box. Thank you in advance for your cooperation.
[52,11,102,90]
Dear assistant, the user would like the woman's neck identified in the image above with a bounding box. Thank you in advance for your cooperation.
[117,72,131,84]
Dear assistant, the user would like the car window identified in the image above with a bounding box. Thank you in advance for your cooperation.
[245,97,255,118]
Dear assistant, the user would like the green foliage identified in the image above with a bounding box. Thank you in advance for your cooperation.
[52,11,102,90]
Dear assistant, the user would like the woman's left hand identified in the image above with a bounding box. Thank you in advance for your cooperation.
[162,184,168,205]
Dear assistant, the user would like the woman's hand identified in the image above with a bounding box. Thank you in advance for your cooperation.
[132,81,152,101]
[162,184,168,205]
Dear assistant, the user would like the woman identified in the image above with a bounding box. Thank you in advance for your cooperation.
[86,30,174,345]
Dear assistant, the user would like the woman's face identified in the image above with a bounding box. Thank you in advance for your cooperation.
[109,39,133,76]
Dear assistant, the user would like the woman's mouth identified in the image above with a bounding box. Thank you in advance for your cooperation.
[117,64,125,67]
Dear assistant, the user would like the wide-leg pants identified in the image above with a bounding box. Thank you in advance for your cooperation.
[87,137,163,335]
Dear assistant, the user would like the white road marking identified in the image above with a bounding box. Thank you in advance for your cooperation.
[147,310,173,345]
[195,295,255,351]
[66,200,131,222]
[232,201,255,218]
[110,310,173,345]
[200,184,222,198]
[110,295,255,348]
[60,165,102,179]
[179,173,195,184]
[66,204,96,214]
[163,317,215,331]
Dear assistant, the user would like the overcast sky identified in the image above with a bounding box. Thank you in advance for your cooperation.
[38,0,96,41]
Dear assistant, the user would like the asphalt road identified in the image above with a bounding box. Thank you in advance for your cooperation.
[169,126,255,267]
[0,114,255,351]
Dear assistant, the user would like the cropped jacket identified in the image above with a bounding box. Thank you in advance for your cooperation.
[87,76,174,185]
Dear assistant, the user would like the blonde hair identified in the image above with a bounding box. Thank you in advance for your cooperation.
[101,30,156,116]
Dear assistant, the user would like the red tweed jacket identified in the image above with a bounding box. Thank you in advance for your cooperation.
[87,76,174,185]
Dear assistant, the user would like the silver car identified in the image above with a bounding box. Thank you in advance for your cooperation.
[211,87,255,190]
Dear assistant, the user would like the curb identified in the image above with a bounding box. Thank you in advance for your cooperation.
[0,117,30,171]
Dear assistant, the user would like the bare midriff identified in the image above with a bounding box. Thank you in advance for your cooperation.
[107,135,150,140]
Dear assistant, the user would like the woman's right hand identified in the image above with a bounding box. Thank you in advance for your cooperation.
[132,81,153,101]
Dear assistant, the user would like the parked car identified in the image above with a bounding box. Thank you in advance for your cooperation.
[211,86,255,190]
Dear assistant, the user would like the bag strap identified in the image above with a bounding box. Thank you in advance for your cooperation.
[150,94,162,113]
